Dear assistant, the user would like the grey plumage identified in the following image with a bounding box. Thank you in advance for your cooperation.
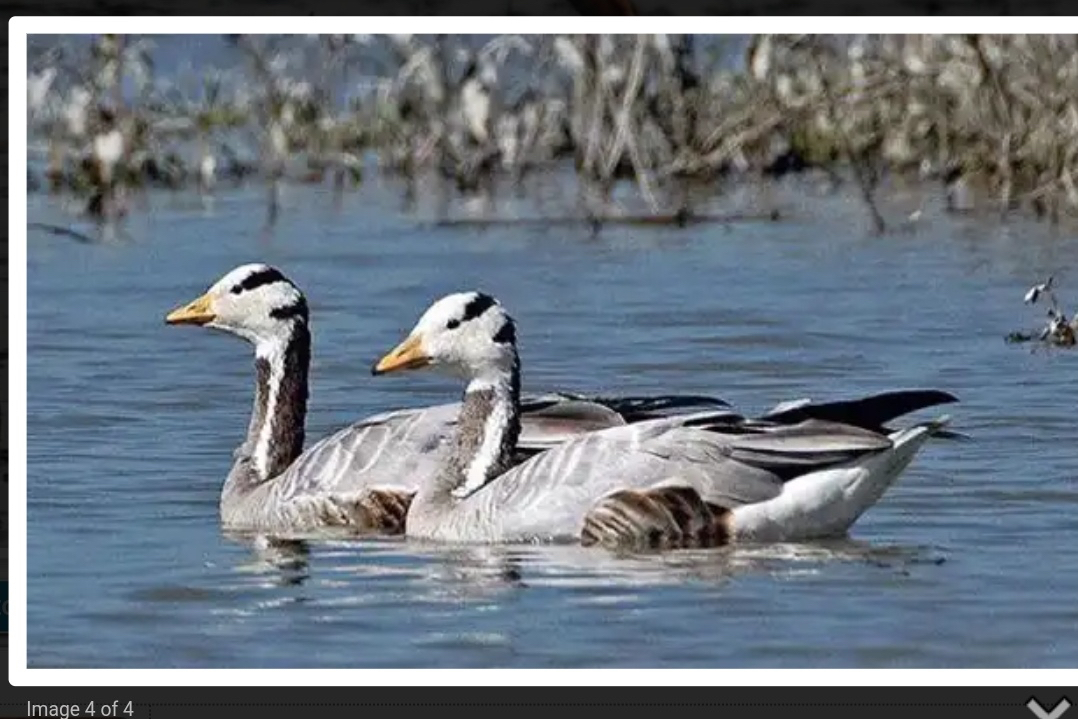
[405,413,911,543]
[375,291,958,547]
[166,264,731,536]
[219,391,730,534]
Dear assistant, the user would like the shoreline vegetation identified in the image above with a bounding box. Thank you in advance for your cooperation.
[26,34,1078,231]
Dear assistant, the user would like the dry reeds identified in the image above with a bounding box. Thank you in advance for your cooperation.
[28,34,1078,228]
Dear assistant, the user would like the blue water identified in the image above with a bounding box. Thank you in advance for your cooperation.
[25,171,1078,667]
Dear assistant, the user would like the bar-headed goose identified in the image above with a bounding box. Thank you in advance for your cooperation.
[164,264,728,535]
[372,291,957,548]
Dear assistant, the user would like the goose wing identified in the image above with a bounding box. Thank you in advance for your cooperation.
[761,389,957,433]
[280,402,461,501]
[516,392,729,452]
[451,417,892,543]
[274,392,730,502]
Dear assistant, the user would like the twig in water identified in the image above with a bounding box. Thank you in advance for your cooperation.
[28,221,97,244]
[427,209,782,230]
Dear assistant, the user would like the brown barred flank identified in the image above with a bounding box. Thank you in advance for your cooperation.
[580,485,731,551]
[354,488,418,535]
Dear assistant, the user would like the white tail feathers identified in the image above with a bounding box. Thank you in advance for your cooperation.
[729,416,950,543]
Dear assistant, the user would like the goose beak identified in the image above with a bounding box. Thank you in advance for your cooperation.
[165,292,216,326]
[372,334,430,375]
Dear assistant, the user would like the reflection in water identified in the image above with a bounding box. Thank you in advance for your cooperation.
[224,531,312,587]
[220,528,945,603]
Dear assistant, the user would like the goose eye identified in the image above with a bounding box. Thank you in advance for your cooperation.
[446,319,461,330]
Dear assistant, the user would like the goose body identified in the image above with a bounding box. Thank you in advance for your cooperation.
[403,414,944,544]
[217,393,729,534]
[164,264,728,535]
[373,291,957,548]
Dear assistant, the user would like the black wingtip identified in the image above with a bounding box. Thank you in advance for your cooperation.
[763,389,960,433]
[923,389,960,405]
[864,389,959,406]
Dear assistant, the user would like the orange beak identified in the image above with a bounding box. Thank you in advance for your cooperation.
[372,334,431,375]
[165,292,216,326]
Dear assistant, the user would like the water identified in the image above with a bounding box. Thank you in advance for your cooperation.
[26,172,1078,668]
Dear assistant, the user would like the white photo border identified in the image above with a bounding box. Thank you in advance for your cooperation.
[11,15,1078,686]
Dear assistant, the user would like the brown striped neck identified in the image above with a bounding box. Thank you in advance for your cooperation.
[431,353,521,500]
[238,321,310,485]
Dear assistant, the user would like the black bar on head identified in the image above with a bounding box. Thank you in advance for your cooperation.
[233,267,289,294]
[462,292,497,323]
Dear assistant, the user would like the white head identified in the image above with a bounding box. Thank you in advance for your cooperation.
[372,291,518,387]
[164,263,308,351]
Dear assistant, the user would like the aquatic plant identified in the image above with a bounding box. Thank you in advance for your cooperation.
[1008,276,1078,348]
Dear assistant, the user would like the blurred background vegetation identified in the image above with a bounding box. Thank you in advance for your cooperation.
[26,34,1078,230]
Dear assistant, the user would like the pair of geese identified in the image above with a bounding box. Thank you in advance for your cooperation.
[165,263,958,549]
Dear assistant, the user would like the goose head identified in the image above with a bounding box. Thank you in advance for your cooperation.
[372,291,517,386]
[164,263,308,349]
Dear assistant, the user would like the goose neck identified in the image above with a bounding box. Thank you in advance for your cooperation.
[245,322,310,483]
[434,358,521,499]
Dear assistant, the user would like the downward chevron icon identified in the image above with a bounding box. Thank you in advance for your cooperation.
[1028,698,1071,719]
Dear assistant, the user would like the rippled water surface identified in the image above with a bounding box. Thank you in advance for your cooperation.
[26,174,1078,667]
